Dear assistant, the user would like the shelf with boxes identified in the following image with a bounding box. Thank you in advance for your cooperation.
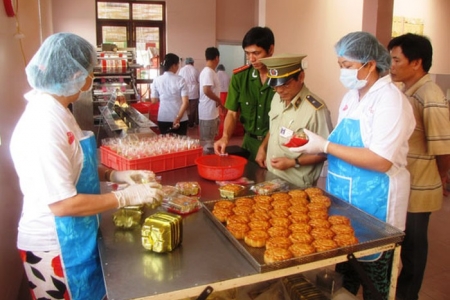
[93,49,139,116]
[72,48,157,144]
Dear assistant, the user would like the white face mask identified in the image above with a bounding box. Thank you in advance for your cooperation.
[339,63,371,90]
[76,75,94,101]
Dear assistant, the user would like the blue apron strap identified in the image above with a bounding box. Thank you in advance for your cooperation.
[327,119,389,262]
[55,131,106,299]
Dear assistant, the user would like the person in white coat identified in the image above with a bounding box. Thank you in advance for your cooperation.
[178,57,200,127]
[10,33,163,300]
[290,31,415,300]
[151,53,189,135]
[216,64,230,93]
[199,47,222,151]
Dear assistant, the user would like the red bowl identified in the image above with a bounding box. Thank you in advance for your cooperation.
[195,155,247,181]
[283,136,309,148]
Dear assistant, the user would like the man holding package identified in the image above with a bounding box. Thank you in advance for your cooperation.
[255,54,333,187]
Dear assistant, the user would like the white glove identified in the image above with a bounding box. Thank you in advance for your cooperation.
[289,128,330,154]
[110,170,156,185]
[112,182,163,208]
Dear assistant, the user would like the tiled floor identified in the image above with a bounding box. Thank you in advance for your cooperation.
[359,192,450,300]
[354,193,450,300]
[189,126,450,299]
[416,193,450,299]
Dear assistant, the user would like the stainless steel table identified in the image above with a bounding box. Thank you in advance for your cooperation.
[98,162,403,300]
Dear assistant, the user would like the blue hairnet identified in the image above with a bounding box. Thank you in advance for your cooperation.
[25,33,97,97]
[335,31,391,73]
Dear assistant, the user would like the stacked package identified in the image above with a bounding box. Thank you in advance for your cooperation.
[282,274,328,300]
[141,212,183,253]
[113,205,145,229]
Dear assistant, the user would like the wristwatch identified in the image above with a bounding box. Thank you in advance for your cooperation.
[294,157,301,168]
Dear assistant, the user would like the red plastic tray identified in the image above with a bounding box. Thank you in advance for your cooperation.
[100,146,202,173]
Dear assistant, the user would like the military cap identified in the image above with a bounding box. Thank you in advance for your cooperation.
[259,53,307,87]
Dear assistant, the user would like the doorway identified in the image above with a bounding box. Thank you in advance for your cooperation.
[218,44,246,77]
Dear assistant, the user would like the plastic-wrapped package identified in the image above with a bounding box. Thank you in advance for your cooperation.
[175,181,201,196]
[216,177,255,186]
[219,184,246,199]
[163,194,202,215]
[250,179,289,195]
[282,129,309,148]
[161,185,179,200]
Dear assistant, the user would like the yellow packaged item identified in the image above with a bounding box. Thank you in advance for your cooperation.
[113,208,144,229]
[141,212,182,252]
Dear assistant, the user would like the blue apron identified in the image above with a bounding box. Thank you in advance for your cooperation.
[326,118,389,261]
[54,131,106,299]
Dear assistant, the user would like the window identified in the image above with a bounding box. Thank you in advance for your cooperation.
[96,1,165,68]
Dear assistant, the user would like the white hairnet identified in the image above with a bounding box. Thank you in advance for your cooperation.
[335,31,391,73]
[25,32,97,97]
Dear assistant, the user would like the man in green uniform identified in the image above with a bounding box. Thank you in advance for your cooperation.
[214,27,275,162]
[256,54,333,187]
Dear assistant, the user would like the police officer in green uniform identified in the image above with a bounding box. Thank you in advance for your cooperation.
[256,54,333,188]
[214,27,275,162]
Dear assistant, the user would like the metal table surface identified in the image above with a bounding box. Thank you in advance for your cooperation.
[98,162,402,300]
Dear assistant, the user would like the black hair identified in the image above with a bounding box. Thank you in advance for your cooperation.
[387,33,433,72]
[205,47,220,61]
[242,27,275,53]
[217,64,225,71]
[161,53,180,71]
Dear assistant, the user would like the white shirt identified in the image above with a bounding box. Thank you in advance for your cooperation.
[178,64,200,99]
[151,71,189,122]
[217,70,230,93]
[199,67,220,120]
[10,91,84,251]
[335,75,415,230]
[337,75,414,167]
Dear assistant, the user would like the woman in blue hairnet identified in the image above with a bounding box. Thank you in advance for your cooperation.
[290,31,415,299]
[10,33,163,300]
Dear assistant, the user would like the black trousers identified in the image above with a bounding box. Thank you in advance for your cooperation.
[335,250,393,300]
[396,212,431,300]
[187,99,199,126]
[157,120,188,135]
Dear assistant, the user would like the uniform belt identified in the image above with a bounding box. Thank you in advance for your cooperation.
[246,132,265,141]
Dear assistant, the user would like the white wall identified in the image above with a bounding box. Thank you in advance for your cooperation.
[1,0,449,298]
[0,1,52,298]
[394,0,450,74]
[51,0,96,45]
[265,0,364,125]
[393,0,450,94]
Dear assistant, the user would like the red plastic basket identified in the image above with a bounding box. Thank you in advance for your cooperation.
[195,155,247,181]
[100,146,202,173]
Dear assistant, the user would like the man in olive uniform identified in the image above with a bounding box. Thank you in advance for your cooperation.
[214,27,275,162]
[256,54,333,187]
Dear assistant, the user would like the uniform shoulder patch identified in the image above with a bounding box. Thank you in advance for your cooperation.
[233,64,251,74]
[306,95,324,110]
